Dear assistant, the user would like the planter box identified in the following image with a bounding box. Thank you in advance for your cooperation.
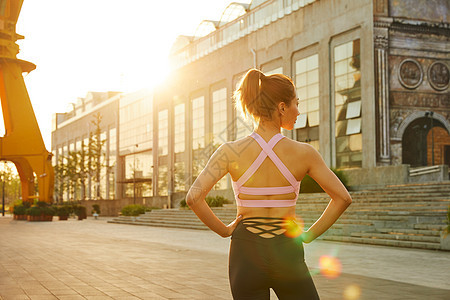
[58,215,69,221]
[27,215,53,222]
[13,214,27,220]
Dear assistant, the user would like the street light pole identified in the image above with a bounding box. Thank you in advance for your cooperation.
[2,161,5,217]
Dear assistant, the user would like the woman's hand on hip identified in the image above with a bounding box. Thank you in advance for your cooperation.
[221,215,243,237]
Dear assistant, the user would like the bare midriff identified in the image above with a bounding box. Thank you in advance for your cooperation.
[237,205,296,219]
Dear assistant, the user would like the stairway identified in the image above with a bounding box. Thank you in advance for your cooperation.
[108,182,450,250]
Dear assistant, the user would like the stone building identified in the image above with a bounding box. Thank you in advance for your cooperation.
[52,0,449,209]
[156,0,449,197]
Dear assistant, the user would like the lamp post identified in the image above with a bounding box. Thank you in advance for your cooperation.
[1,162,4,217]
[425,111,435,165]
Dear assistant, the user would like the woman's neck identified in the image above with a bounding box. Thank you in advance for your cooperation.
[254,120,281,140]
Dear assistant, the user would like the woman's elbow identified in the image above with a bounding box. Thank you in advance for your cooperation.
[342,194,352,206]
[186,194,196,207]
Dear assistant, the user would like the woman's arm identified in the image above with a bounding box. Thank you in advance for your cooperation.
[300,145,352,243]
[186,144,242,237]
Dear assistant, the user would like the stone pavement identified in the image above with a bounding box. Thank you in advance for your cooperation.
[0,216,449,300]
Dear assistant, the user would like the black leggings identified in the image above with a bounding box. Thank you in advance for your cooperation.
[229,217,319,300]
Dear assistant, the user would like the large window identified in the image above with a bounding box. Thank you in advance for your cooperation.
[334,39,362,168]
[158,109,168,156]
[295,54,319,150]
[174,161,186,192]
[212,88,228,145]
[99,132,107,200]
[174,104,185,153]
[192,97,205,150]
[108,128,116,199]
[236,114,253,140]
[119,92,152,154]
[158,165,168,196]
[234,77,253,140]
[124,151,153,198]
[212,88,228,189]
[192,96,207,180]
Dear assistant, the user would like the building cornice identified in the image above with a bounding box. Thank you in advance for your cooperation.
[390,18,450,36]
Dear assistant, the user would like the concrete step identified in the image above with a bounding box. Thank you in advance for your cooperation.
[109,219,208,230]
[297,197,450,205]
[414,224,446,231]
[322,236,441,250]
[350,232,440,243]
[377,228,441,237]
[108,181,450,251]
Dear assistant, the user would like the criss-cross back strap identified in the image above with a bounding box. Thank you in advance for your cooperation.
[235,133,285,188]
[242,217,286,238]
[243,132,298,188]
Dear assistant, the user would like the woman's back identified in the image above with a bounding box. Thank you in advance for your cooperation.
[228,134,307,197]
[225,132,311,218]
[186,69,350,299]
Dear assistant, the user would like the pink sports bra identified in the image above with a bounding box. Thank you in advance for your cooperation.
[232,132,301,207]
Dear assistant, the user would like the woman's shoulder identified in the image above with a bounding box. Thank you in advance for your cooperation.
[219,136,254,157]
[281,136,316,153]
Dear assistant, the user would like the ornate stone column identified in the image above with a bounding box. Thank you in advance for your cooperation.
[374,19,391,165]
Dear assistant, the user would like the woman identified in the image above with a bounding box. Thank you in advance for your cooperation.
[186,69,352,299]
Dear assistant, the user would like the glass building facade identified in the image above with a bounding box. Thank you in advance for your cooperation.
[334,39,362,168]
[52,0,438,205]
[295,54,320,150]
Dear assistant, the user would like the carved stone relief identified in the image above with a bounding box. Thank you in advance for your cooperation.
[390,91,446,108]
[428,61,449,91]
[398,59,423,89]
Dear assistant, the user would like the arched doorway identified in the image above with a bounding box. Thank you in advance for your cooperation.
[402,117,447,167]
[427,126,450,167]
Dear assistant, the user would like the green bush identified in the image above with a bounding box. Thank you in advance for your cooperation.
[25,206,55,216]
[35,201,49,208]
[300,168,349,193]
[121,204,149,216]
[92,204,101,215]
[205,195,228,207]
[26,206,43,216]
[56,205,71,217]
[42,206,55,216]
[180,195,229,208]
[74,205,87,218]
[13,204,27,215]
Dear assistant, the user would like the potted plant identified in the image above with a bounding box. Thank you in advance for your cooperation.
[26,206,43,221]
[74,205,87,220]
[13,202,29,220]
[26,201,54,221]
[91,204,101,219]
[56,205,71,221]
[42,206,55,221]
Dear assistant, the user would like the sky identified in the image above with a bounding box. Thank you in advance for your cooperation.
[11,0,242,149]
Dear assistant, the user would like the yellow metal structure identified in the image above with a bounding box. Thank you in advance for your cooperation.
[0,0,54,203]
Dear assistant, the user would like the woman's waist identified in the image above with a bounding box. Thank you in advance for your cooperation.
[232,215,304,245]
[237,206,296,219]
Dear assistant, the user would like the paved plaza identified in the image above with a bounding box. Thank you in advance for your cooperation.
[0,216,449,300]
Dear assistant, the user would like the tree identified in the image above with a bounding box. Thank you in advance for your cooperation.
[0,163,21,208]
[53,156,66,203]
[88,112,106,200]
[53,113,106,201]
